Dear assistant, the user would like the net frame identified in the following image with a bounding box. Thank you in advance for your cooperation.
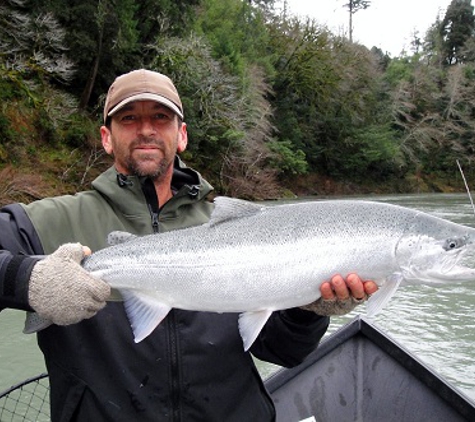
[0,373,50,422]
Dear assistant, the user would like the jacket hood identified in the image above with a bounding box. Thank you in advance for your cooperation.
[91,156,213,220]
[93,156,213,197]
[170,156,214,200]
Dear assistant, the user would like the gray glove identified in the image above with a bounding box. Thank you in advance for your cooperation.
[300,295,368,316]
[28,243,110,325]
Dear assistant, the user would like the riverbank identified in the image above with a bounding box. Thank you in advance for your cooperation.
[1,159,468,207]
[285,171,466,198]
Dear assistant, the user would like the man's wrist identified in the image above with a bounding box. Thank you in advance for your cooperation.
[282,307,328,324]
[3,255,39,310]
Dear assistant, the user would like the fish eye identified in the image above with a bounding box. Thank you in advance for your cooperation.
[443,238,465,251]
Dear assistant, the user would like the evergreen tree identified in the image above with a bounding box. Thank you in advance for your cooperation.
[343,0,371,43]
[26,0,200,110]
[440,0,475,65]
[423,18,445,67]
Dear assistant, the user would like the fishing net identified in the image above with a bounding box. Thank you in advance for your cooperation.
[0,373,50,421]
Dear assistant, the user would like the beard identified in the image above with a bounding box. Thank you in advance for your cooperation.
[116,136,177,181]
[125,152,171,180]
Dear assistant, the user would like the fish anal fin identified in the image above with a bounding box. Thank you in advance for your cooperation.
[238,309,273,351]
[107,231,138,246]
[366,273,403,317]
[210,197,263,226]
[120,290,171,343]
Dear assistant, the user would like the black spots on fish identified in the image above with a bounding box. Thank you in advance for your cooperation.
[339,393,347,406]
[443,237,467,251]
[107,231,138,246]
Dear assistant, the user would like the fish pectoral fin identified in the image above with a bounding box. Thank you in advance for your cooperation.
[120,290,171,343]
[23,311,53,334]
[209,197,264,226]
[107,231,139,246]
[366,273,403,317]
[238,309,273,351]
[108,288,123,301]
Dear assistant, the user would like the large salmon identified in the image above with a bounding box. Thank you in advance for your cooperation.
[25,197,475,350]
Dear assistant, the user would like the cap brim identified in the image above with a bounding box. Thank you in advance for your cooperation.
[107,93,183,120]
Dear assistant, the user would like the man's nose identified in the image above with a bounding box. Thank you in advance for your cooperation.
[137,117,156,136]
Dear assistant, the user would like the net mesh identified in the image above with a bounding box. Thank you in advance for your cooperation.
[0,374,50,422]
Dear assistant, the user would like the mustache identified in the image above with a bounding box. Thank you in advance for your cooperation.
[130,136,164,148]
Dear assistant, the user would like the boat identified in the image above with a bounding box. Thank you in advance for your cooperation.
[1,316,475,421]
[264,316,475,422]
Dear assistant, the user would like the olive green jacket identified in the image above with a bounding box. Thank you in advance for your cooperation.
[25,158,214,254]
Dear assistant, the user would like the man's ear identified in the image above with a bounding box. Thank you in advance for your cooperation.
[177,122,188,153]
[100,126,113,155]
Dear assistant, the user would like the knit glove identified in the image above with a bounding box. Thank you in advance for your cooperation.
[28,243,110,325]
[300,294,368,316]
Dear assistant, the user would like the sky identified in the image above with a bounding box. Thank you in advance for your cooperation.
[284,0,474,56]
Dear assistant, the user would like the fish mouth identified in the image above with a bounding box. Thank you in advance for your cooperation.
[439,248,465,273]
[397,231,475,284]
[406,247,475,283]
[427,249,472,280]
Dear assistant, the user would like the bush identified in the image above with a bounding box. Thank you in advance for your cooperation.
[62,112,98,148]
[267,140,308,176]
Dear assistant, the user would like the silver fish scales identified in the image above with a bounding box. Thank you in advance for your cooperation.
[25,197,475,350]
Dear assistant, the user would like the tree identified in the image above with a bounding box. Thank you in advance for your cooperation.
[267,15,398,179]
[26,0,200,110]
[78,0,136,109]
[389,52,475,174]
[194,0,273,77]
[423,18,445,67]
[1,0,74,83]
[440,0,475,65]
[343,0,371,43]
[27,0,140,108]
[148,34,280,198]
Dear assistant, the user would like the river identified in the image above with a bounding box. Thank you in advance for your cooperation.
[1,193,474,405]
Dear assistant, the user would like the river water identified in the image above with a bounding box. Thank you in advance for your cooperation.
[1,193,474,404]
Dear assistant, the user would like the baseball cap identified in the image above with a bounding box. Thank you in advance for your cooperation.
[103,69,183,123]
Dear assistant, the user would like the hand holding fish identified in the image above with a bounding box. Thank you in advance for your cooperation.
[28,243,110,325]
[300,274,378,316]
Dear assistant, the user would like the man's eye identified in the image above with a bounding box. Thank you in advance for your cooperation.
[153,113,169,120]
[121,115,136,121]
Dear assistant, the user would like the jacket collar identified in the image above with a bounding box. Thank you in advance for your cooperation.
[91,157,213,217]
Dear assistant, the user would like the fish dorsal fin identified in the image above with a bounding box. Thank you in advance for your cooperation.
[107,231,138,246]
[366,273,403,317]
[238,309,273,351]
[210,197,263,227]
[120,289,172,343]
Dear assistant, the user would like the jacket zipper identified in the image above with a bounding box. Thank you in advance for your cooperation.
[168,311,182,421]
[142,177,181,419]
[150,209,159,233]
[142,178,160,234]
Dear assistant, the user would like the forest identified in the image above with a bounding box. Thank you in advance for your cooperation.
[1,0,475,203]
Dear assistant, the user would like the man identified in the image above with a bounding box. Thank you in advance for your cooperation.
[0,69,377,421]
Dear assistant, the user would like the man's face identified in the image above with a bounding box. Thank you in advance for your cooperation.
[100,100,187,181]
